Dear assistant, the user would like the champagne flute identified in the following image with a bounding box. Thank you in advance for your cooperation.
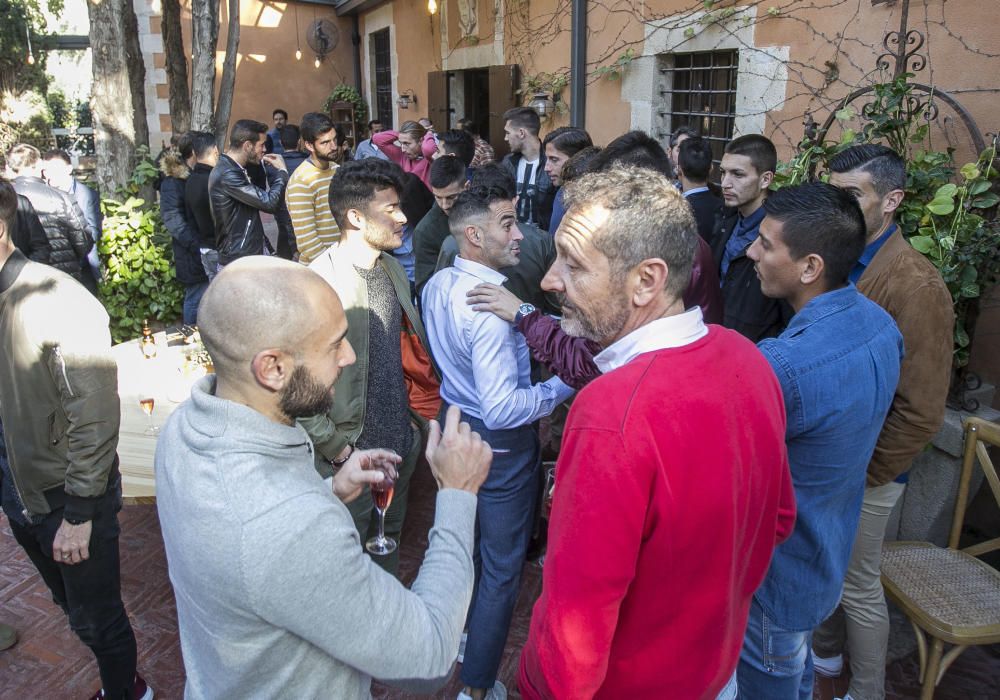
[366,461,397,556]
[139,396,158,435]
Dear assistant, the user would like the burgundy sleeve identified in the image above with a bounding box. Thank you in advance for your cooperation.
[518,312,602,389]
[683,236,724,325]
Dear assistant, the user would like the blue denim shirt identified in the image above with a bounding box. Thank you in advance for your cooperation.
[754,284,903,631]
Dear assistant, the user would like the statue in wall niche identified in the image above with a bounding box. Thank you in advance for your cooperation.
[458,0,478,38]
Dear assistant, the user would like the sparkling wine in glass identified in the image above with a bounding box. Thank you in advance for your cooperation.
[366,471,397,556]
[139,397,159,435]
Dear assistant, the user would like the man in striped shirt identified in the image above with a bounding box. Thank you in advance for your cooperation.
[286,112,342,264]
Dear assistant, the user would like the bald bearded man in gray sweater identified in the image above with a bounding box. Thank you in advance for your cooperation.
[155,257,491,699]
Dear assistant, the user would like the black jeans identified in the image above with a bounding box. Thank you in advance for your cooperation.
[8,480,137,699]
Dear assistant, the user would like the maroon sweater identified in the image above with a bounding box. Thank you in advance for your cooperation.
[519,326,795,699]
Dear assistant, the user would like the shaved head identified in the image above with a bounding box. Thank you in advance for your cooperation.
[199,257,344,382]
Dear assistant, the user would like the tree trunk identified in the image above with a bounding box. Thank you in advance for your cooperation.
[161,0,191,133]
[190,0,219,131]
[212,0,240,143]
[87,0,150,196]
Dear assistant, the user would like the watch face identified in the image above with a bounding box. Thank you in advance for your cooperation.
[519,304,535,315]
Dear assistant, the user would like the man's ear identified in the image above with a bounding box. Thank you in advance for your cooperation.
[251,349,293,392]
[760,170,775,190]
[464,224,481,247]
[631,258,670,308]
[346,207,365,230]
[799,253,825,287]
[883,189,904,216]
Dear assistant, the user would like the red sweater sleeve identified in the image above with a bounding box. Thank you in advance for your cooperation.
[775,455,797,544]
[372,130,405,165]
[421,131,438,160]
[519,425,647,698]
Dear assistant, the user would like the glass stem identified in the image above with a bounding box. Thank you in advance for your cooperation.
[377,507,387,542]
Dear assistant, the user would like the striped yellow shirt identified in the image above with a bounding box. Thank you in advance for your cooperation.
[286,159,341,264]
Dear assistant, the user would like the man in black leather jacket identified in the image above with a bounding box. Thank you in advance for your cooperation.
[6,144,94,291]
[208,120,289,269]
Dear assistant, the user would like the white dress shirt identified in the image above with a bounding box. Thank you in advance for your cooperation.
[421,256,574,430]
[593,307,708,374]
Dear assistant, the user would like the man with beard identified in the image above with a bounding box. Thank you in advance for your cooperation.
[155,256,493,699]
[517,165,795,700]
[422,187,575,700]
[299,159,441,575]
[286,112,343,264]
[208,119,289,269]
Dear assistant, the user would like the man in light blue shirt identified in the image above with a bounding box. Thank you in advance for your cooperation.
[422,186,573,700]
[354,119,390,161]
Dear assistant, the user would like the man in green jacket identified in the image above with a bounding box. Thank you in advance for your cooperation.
[301,159,440,576]
[0,180,151,699]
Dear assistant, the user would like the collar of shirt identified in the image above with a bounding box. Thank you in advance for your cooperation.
[454,255,508,285]
[594,307,708,374]
[735,204,767,237]
[849,222,897,283]
[683,186,709,198]
[781,283,860,337]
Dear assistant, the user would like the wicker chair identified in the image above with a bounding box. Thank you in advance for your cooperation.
[880,416,1000,699]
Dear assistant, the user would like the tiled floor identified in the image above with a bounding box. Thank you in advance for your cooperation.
[1,460,998,699]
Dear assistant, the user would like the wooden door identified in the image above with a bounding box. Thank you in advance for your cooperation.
[488,64,520,160]
[427,70,450,131]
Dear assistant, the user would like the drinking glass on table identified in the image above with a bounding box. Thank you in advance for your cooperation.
[366,458,398,555]
[139,396,158,435]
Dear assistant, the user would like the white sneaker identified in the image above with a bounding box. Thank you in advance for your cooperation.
[456,680,507,700]
[812,650,843,678]
[457,631,467,663]
[834,695,855,700]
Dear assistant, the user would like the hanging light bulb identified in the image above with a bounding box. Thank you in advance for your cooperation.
[428,0,438,14]
[25,26,35,65]
[314,56,321,68]
[295,49,302,60]
[294,3,302,61]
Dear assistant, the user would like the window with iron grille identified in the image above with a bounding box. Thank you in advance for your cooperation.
[658,50,738,176]
[370,28,393,128]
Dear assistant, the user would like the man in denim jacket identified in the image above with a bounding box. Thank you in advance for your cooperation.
[736,183,903,699]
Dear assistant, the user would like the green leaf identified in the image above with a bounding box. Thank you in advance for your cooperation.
[909,235,935,254]
[960,163,980,180]
[968,180,991,195]
[926,201,955,216]
[934,183,958,199]
[960,282,980,298]
[835,106,855,122]
[971,192,999,209]
[955,327,970,348]
[683,27,696,38]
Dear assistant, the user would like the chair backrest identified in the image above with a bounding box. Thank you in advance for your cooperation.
[950,416,1000,555]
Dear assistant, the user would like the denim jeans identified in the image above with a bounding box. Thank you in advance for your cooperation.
[738,597,813,700]
[460,414,540,690]
[7,477,138,699]
[183,281,209,326]
[346,422,422,577]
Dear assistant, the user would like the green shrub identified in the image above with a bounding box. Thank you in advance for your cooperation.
[98,148,184,343]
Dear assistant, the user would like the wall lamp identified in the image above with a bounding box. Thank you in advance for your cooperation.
[397,89,417,109]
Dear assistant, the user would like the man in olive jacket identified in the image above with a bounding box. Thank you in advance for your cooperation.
[0,181,150,699]
[300,159,440,576]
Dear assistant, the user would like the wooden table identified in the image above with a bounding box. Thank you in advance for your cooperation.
[113,330,207,501]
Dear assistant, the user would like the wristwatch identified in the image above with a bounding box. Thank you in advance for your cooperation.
[514,303,536,326]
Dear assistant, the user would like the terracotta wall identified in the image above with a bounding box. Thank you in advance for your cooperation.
[349,0,995,160]
[176,0,356,133]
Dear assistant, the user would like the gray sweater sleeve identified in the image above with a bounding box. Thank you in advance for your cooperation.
[245,488,476,683]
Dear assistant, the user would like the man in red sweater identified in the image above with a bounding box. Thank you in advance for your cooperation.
[518,164,796,699]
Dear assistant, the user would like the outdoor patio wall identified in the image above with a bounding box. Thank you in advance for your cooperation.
[496,0,995,162]
[172,0,356,130]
